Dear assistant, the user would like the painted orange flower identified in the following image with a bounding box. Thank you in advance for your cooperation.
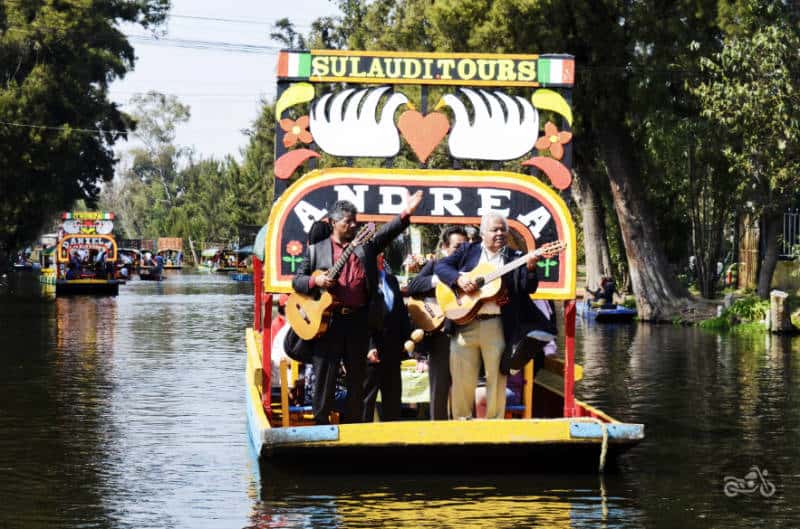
[279,116,313,148]
[285,240,303,257]
[535,121,572,160]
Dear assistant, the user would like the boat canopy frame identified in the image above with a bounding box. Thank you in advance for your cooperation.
[254,48,581,420]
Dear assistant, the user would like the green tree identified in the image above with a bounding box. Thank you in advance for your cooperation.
[693,1,800,298]
[239,100,275,225]
[102,91,190,240]
[0,0,169,264]
[317,0,727,319]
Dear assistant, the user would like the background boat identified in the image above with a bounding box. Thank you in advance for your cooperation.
[577,301,637,323]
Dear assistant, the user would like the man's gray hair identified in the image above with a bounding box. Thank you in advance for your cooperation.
[479,211,508,235]
[329,200,358,222]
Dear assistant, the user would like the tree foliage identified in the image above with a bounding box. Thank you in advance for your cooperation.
[0,0,169,261]
[693,0,800,296]
[101,92,272,248]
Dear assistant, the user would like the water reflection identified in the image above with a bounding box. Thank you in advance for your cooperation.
[248,473,642,529]
[1,271,799,528]
[0,279,117,527]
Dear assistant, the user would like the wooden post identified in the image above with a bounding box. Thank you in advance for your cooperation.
[563,299,577,417]
[261,293,273,410]
[280,358,290,427]
[770,290,793,333]
[253,257,262,331]
[522,360,534,419]
[188,237,199,267]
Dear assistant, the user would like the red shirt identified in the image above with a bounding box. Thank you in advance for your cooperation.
[309,238,368,308]
[270,314,286,340]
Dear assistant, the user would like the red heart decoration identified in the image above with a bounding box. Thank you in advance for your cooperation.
[397,110,450,163]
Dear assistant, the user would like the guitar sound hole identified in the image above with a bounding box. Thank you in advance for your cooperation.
[295,304,311,324]
[475,277,485,288]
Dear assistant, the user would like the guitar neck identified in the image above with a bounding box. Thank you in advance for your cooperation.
[328,243,356,280]
[482,253,530,284]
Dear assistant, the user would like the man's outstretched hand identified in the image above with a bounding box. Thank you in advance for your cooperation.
[404,190,424,216]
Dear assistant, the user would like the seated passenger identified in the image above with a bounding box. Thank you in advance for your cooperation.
[587,276,616,308]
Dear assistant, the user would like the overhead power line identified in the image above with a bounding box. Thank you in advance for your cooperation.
[0,119,128,135]
[167,13,313,29]
[125,34,280,54]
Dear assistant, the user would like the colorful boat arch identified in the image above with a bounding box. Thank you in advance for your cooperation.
[263,167,577,299]
[57,234,118,263]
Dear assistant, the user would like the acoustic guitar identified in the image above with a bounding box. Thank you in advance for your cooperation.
[434,240,567,326]
[407,296,445,332]
[286,223,376,340]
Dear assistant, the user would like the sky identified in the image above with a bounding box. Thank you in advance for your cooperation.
[109,0,341,162]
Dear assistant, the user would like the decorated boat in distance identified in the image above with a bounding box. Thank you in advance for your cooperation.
[55,212,120,296]
[244,50,643,473]
[157,237,184,269]
[12,256,34,271]
[197,246,237,272]
[116,248,141,282]
[577,301,637,323]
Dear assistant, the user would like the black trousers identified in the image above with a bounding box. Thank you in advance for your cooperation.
[426,332,451,420]
[362,355,402,422]
[311,308,368,425]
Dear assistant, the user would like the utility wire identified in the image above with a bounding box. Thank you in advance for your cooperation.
[0,119,130,136]
[167,13,314,29]
[124,35,280,54]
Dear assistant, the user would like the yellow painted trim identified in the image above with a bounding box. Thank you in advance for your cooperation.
[264,167,577,299]
[544,356,583,381]
[246,328,271,433]
[306,77,543,87]
[310,50,541,61]
[56,234,118,263]
[328,419,582,446]
[60,279,116,285]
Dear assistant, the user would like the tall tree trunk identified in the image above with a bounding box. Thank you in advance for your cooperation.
[599,127,688,321]
[757,211,782,298]
[571,170,613,292]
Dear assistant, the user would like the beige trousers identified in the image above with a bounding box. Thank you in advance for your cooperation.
[449,318,507,419]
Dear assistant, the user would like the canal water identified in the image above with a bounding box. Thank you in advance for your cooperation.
[0,271,797,528]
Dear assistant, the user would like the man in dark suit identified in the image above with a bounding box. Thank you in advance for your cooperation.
[292,190,424,424]
[434,212,540,419]
[362,255,411,422]
[407,225,468,420]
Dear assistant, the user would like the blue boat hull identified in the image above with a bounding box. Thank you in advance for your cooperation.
[577,301,636,322]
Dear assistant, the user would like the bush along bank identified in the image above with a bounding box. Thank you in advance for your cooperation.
[699,294,800,333]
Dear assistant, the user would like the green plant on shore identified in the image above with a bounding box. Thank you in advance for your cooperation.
[699,295,769,331]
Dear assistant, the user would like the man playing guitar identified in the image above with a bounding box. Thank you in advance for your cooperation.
[292,190,424,425]
[434,212,541,420]
[407,225,468,420]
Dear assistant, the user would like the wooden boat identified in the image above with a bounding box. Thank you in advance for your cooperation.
[157,237,184,269]
[245,50,643,473]
[55,212,120,296]
[12,261,33,271]
[215,248,238,273]
[197,246,237,272]
[577,301,637,323]
[138,266,163,281]
[116,248,141,281]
